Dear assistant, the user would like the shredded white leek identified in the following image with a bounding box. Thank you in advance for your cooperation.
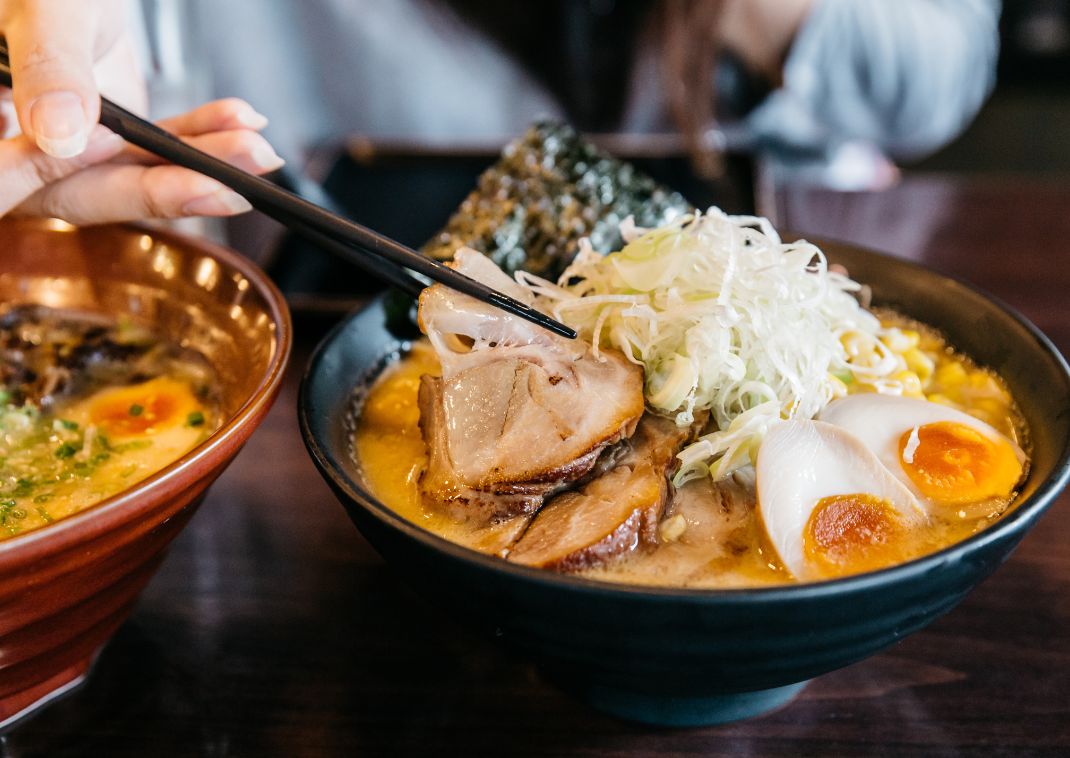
[516,208,900,484]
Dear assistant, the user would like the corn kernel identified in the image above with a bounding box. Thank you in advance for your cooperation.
[841,333,865,358]
[919,336,942,352]
[968,370,1003,397]
[881,329,913,352]
[900,329,921,348]
[894,370,923,397]
[934,362,968,387]
[659,514,687,542]
[904,348,936,383]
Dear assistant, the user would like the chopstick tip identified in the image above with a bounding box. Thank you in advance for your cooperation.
[486,290,576,339]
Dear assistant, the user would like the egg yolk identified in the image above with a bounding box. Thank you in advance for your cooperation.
[804,493,909,577]
[897,421,1022,506]
[87,377,200,438]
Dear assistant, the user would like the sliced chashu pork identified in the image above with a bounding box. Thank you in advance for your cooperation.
[418,354,642,519]
[507,413,694,571]
[417,248,645,520]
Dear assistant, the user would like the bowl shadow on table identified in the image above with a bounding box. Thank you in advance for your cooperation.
[212,549,1070,757]
[9,579,1052,758]
[4,563,681,757]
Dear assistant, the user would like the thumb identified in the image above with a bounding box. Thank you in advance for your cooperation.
[6,2,102,158]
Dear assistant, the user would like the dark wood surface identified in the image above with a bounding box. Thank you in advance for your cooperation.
[6,175,1069,757]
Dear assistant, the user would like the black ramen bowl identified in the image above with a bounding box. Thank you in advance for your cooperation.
[299,239,1070,727]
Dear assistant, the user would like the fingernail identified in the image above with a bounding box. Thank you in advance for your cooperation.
[250,143,285,171]
[182,189,252,216]
[29,91,90,158]
[79,128,125,162]
[236,108,269,130]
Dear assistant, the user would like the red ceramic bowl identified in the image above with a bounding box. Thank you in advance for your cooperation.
[0,218,291,728]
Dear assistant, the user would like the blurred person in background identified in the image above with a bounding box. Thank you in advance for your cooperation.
[0,0,1000,223]
[150,0,1003,189]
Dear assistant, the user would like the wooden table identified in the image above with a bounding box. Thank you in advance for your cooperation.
[7,175,1069,757]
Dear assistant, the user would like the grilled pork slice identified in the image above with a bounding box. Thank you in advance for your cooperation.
[418,350,643,520]
[507,414,691,571]
[417,247,584,381]
[416,247,645,521]
[431,511,535,558]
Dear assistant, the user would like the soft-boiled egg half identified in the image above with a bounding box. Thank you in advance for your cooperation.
[65,376,211,468]
[81,376,203,438]
[818,395,1025,515]
[756,420,927,581]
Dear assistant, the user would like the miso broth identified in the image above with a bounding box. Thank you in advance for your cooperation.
[0,305,220,539]
[352,314,1029,589]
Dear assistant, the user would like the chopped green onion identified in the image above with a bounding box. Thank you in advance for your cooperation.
[832,369,855,385]
[129,404,144,417]
[522,208,899,483]
[186,411,205,427]
[55,442,78,459]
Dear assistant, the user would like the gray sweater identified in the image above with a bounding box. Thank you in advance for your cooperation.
[144,0,999,172]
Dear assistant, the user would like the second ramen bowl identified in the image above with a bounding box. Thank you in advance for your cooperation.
[0,219,291,729]
[300,239,1070,726]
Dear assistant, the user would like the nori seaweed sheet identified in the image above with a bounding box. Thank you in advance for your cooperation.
[420,121,693,280]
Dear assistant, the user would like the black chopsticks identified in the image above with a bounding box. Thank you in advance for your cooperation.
[0,40,576,340]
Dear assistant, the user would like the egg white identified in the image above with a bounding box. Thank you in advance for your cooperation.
[756,419,925,581]
[817,394,1025,510]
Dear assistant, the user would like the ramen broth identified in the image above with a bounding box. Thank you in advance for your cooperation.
[353,317,1027,588]
[0,306,220,539]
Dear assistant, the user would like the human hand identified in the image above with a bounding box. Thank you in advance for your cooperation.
[0,1,283,224]
[0,0,140,157]
[1,98,284,224]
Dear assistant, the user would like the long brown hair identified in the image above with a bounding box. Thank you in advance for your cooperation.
[656,0,727,178]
